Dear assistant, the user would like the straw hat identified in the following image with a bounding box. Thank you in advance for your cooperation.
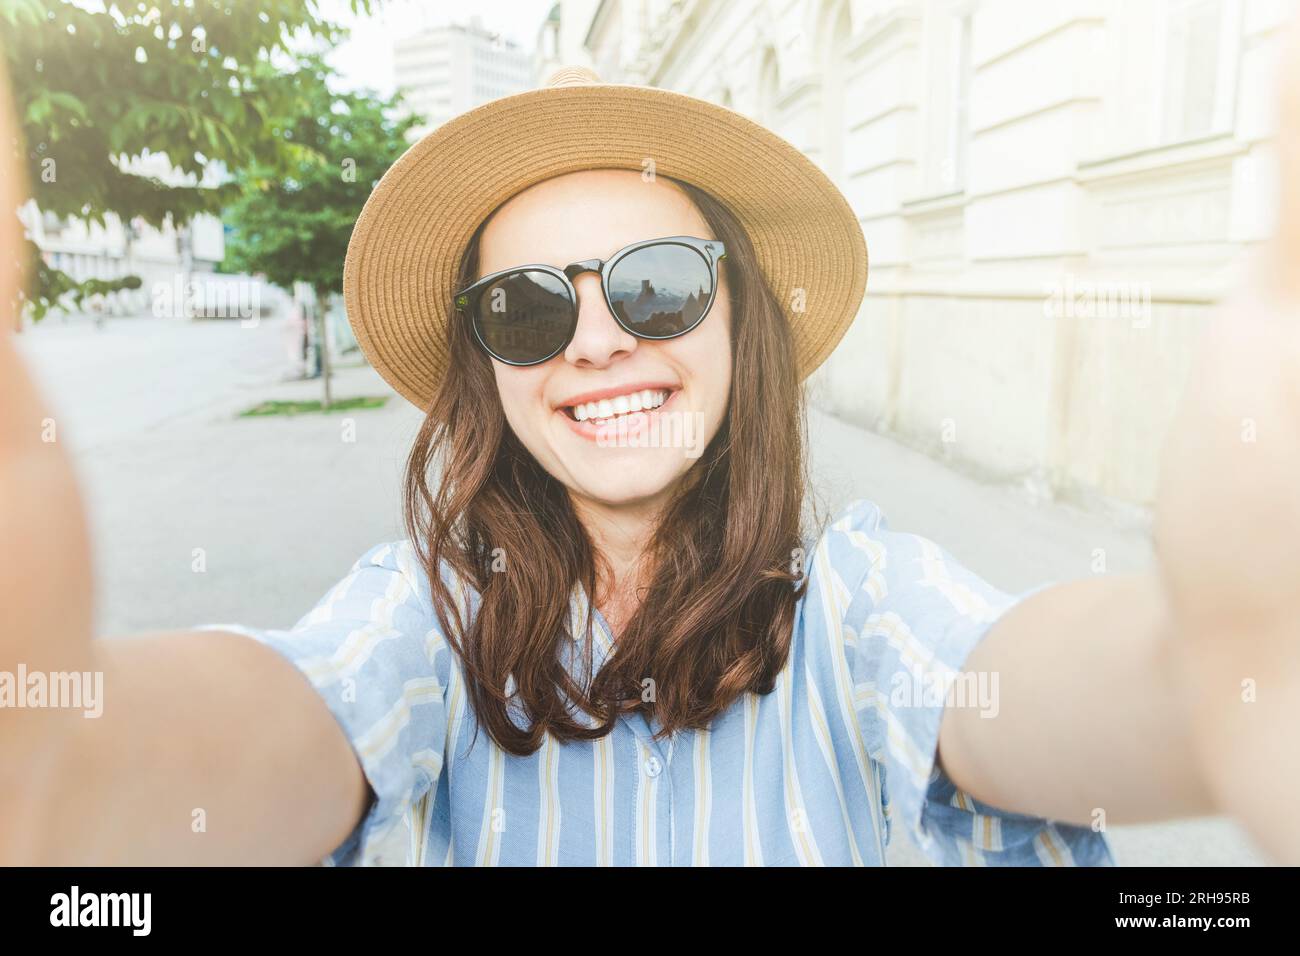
[343,65,868,410]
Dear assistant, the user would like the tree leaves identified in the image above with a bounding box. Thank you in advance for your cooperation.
[3,0,377,318]
[220,54,418,302]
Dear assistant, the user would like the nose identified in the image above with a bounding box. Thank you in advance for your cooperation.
[563,271,637,369]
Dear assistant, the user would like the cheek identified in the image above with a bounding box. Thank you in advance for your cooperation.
[684,300,733,417]
[492,366,550,445]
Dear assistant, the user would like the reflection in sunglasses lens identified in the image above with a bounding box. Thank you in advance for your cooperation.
[475,270,574,363]
[608,244,711,337]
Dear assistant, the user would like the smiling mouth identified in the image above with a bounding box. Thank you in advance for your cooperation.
[562,388,675,424]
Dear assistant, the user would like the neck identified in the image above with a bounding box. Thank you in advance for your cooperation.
[570,490,669,631]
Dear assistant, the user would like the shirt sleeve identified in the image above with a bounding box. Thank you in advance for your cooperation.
[822,499,1115,866]
[198,541,451,866]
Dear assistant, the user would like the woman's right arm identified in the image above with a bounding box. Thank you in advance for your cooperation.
[0,319,368,867]
[31,630,370,865]
[0,68,366,865]
[0,308,368,867]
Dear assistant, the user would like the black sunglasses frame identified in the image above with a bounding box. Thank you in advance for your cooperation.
[453,235,727,367]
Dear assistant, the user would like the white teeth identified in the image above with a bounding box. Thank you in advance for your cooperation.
[568,389,670,423]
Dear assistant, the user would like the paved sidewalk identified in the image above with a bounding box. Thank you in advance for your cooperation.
[20,313,1267,866]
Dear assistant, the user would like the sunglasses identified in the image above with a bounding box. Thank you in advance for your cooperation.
[454,235,727,367]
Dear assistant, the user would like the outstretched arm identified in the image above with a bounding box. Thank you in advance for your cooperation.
[29,630,370,865]
[0,68,366,866]
[938,18,1300,861]
[936,574,1214,829]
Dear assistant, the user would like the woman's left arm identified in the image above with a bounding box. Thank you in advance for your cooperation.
[936,573,1214,828]
[939,536,1298,858]
[940,18,1300,860]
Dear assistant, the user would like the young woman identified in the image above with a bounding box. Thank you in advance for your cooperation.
[2,60,1298,867]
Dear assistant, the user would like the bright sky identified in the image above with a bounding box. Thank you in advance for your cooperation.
[318,0,557,96]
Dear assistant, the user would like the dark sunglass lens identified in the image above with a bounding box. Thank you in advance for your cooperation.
[607,243,713,337]
[473,270,573,363]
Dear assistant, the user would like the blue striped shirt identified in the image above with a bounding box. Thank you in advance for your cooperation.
[208,499,1113,866]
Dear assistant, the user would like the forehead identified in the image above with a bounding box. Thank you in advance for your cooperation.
[477,169,712,275]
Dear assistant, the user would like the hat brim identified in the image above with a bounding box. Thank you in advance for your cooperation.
[344,82,868,411]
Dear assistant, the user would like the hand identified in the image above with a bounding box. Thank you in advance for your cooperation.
[1153,16,1300,862]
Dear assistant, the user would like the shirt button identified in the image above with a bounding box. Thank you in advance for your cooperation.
[643,755,663,778]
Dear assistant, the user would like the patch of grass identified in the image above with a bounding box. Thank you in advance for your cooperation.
[239,396,390,418]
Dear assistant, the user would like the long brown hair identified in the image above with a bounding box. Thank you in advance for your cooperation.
[403,175,809,755]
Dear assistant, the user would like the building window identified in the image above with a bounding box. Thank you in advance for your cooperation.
[817,0,852,186]
[758,47,780,127]
[949,10,972,189]
[1161,0,1237,142]
[924,2,973,194]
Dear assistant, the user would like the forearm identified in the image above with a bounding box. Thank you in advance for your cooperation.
[0,345,101,858]
[14,630,368,866]
[0,345,95,677]
[937,573,1215,826]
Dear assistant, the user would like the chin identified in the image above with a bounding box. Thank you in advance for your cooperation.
[568,455,685,508]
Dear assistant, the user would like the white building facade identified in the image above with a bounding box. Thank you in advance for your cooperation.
[548,0,1289,508]
[21,148,227,320]
[23,211,226,316]
[394,15,536,139]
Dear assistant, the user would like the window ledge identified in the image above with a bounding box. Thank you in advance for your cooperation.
[1078,131,1244,182]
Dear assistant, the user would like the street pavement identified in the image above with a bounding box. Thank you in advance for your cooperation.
[15,312,1268,866]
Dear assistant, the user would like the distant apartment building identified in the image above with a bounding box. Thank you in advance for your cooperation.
[550,0,1287,509]
[393,15,536,139]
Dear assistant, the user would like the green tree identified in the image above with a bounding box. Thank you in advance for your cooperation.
[221,55,417,406]
[0,0,373,321]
